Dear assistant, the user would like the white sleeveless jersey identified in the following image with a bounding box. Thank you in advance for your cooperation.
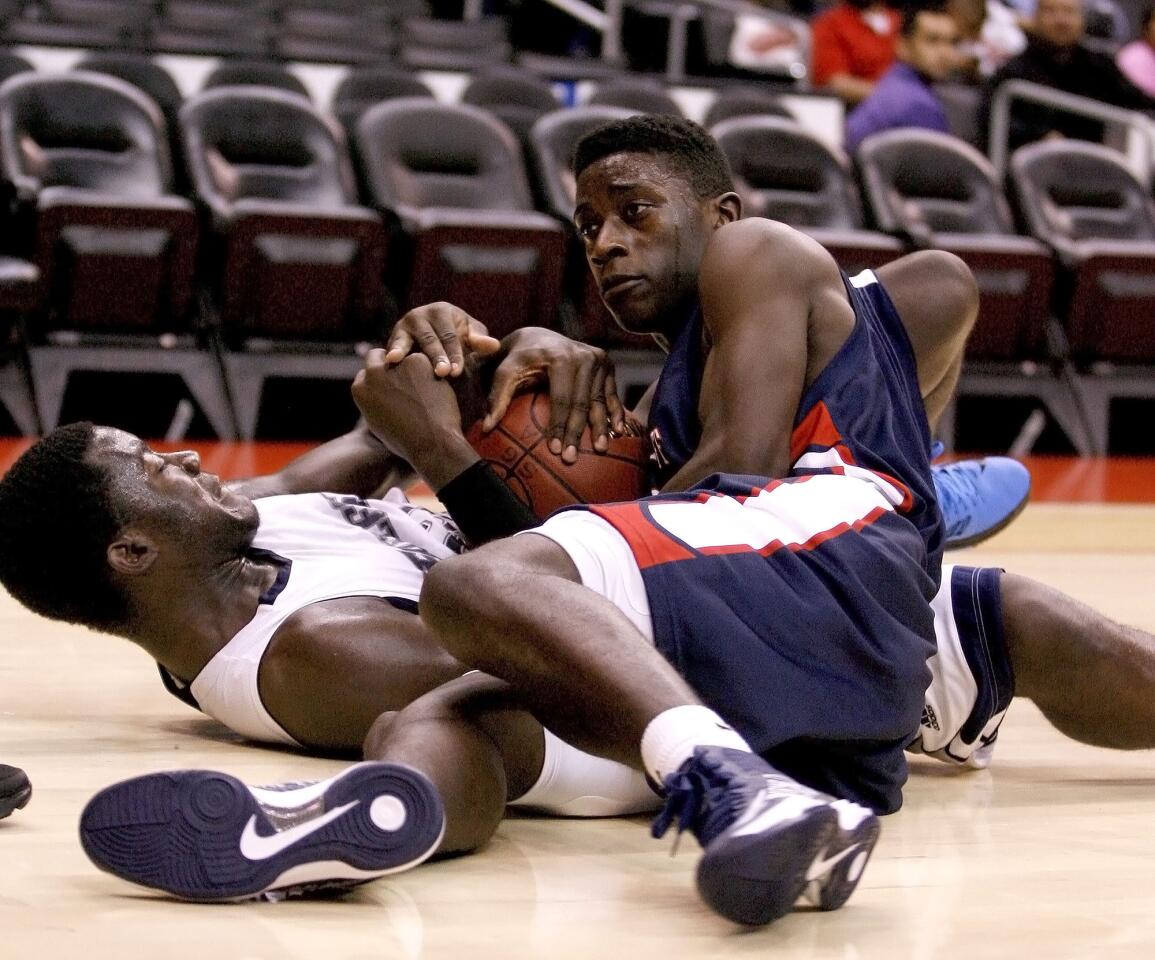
[159,490,465,746]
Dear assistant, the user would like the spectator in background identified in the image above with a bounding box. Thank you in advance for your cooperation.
[845,4,959,151]
[811,0,901,104]
[1117,5,1155,96]
[949,0,1027,78]
[980,0,1155,150]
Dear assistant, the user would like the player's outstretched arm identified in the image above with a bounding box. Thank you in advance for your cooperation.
[661,219,829,492]
[227,421,415,501]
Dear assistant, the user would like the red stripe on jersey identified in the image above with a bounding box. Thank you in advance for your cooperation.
[791,401,857,468]
[589,502,695,569]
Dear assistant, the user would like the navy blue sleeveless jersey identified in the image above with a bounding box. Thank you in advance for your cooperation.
[562,269,946,812]
[646,270,944,579]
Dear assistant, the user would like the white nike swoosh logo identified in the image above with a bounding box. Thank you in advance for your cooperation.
[239,800,359,861]
[805,843,863,882]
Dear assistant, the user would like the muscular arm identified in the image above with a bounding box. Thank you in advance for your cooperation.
[228,423,414,501]
[662,220,833,492]
[257,597,467,752]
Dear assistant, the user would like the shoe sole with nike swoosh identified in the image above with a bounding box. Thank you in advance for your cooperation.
[79,762,445,902]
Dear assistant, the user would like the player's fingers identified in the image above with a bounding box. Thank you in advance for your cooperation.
[483,364,522,431]
[424,305,463,377]
[603,366,626,434]
[400,315,452,376]
[560,359,596,462]
[544,357,579,455]
[588,365,610,453]
[383,327,414,365]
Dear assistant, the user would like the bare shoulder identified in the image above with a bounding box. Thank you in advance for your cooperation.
[701,218,842,294]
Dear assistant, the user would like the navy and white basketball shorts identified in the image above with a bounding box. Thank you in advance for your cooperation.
[527,477,939,815]
[909,564,1015,767]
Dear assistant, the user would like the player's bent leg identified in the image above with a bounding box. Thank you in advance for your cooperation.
[79,762,445,902]
[1003,573,1155,748]
[361,672,541,854]
[420,532,703,768]
[875,250,978,429]
[876,252,1031,548]
[0,763,31,819]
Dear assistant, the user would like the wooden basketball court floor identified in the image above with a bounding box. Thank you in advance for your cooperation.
[2,448,1154,959]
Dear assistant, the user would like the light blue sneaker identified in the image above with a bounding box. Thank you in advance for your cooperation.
[932,457,1031,549]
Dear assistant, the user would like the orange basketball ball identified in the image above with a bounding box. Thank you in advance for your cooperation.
[466,391,651,520]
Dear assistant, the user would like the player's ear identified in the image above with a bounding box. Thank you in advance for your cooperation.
[711,191,742,227]
[106,529,159,577]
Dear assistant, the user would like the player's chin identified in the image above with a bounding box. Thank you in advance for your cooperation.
[608,300,661,335]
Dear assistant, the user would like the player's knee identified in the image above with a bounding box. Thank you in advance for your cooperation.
[422,552,487,634]
[926,251,979,339]
[362,710,398,759]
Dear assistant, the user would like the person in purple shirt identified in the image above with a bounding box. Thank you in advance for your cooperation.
[846,3,960,152]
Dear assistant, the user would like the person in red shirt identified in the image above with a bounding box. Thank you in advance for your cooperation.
[811,0,902,104]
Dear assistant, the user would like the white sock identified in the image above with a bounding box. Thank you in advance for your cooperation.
[640,705,752,785]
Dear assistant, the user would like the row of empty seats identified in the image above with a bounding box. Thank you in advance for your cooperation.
[0,67,1150,449]
[0,1,515,67]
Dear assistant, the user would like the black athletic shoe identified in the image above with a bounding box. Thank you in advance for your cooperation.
[652,747,880,926]
[0,764,31,820]
[79,762,445,902]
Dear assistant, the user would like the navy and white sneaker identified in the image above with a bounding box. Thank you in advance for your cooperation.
[652,747,879,927]
[0,764,31,820]
[79,762,445,902]
[932,456,1031,549]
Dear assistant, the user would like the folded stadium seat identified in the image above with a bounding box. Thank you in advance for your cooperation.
[588,78,683,116]
[202,60,311,100]
[5,0,152,49]
[461,66,560,154]
[855,128,1094,453]
[180,87,388,439]
[74,53,187,190]
[152,0,271,57]
[526,105,665,395]
[0,72,233,437]
[0,49,33,85]
[710,115,904,273]
[0,258,41,435]
[332,64,434,137]
[398,16,512,71]
[857,129,1055,363]
[274,4,396,64]
[355,98,566,340]
[1010,139,1155,452]
[702,88,794,128]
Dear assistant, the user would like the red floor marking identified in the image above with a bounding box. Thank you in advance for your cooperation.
[0,438,1150,504]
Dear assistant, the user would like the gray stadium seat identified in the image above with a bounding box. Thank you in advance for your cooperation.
[0,71,231,437]
[710,115,904,273]
[1011,139,1155,451]
[181,87,388,438]
[356,98,566,340]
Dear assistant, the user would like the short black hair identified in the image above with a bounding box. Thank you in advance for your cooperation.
[901,2,952,37]
[573,114,735,199]
[0,422,129,630]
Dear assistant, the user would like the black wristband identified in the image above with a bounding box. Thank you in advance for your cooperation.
[436,460,538,545]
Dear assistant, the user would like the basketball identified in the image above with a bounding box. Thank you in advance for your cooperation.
[466,391,651,520]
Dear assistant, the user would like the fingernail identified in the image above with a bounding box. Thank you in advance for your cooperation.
[550,439,562,454]
[564,445,577,462]
[595,436,607,451]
